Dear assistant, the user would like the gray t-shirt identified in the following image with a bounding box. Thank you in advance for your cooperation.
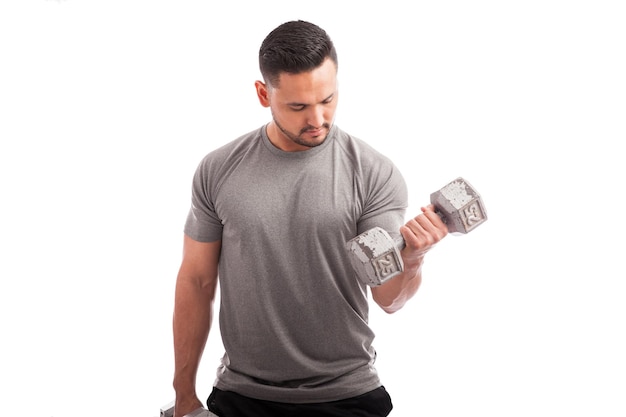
[184,124,408,403]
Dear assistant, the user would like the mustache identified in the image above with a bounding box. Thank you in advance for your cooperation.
[300,124,330,134]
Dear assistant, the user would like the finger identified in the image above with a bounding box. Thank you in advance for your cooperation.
[401,220,426,242]
[400,224,431,256]
[414,208,444,234]
[402,218,438,248]
[420,206,449,234]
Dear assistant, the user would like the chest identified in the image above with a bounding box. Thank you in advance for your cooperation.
[214,150,358,239]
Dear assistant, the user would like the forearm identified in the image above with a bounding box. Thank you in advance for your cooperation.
[372,256,423,314]
[372,206,448,313]
[172,276,215,397]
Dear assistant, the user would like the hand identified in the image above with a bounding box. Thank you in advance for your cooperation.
[174,396,204,417]
[400,204,448,265]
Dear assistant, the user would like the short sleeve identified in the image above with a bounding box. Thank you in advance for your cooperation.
[183,156,224,242]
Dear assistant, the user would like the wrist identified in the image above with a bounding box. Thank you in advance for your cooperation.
[402,255,424,278]
[173,375,196,396]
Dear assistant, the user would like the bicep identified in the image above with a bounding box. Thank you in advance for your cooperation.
[177,234,221,294]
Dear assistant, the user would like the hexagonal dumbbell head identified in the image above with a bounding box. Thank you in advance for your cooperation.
[345,227,405,286]
[430,177,487,234]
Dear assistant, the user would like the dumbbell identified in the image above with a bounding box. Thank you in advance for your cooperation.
[346,177,487,286]
[159,401,218,417]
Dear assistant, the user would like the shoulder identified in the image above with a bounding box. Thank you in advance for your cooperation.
[195,126,264,173]
[332,126,399,175]
[203,127,263,162]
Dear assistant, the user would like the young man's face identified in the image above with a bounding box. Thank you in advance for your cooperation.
[255,58,339,152]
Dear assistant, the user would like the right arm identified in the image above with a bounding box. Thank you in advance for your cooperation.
[172,235,221,417]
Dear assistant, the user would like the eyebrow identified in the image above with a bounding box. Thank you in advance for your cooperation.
[287,93,335,107]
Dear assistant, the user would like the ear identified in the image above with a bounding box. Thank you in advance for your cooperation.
[255,80,271,108]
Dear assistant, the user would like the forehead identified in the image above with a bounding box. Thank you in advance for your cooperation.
[272,58,337,100]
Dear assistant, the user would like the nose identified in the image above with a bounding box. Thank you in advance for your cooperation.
[306,105,325,128]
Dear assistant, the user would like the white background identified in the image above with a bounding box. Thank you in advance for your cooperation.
[1,1,625,416]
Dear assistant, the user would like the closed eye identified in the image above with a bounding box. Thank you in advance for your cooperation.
[289,104,306,111]
[287,93,335,111]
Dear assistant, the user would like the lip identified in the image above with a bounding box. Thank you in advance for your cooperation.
[305,128,324,137]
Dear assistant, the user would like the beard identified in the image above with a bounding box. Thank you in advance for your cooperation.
[272,115,331,149]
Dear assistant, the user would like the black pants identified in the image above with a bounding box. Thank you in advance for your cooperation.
[207,386,393,417]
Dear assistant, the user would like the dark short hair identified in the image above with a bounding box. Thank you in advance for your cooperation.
[259,20,338,87]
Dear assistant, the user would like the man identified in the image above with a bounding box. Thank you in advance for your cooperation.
[172,20,448,417]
